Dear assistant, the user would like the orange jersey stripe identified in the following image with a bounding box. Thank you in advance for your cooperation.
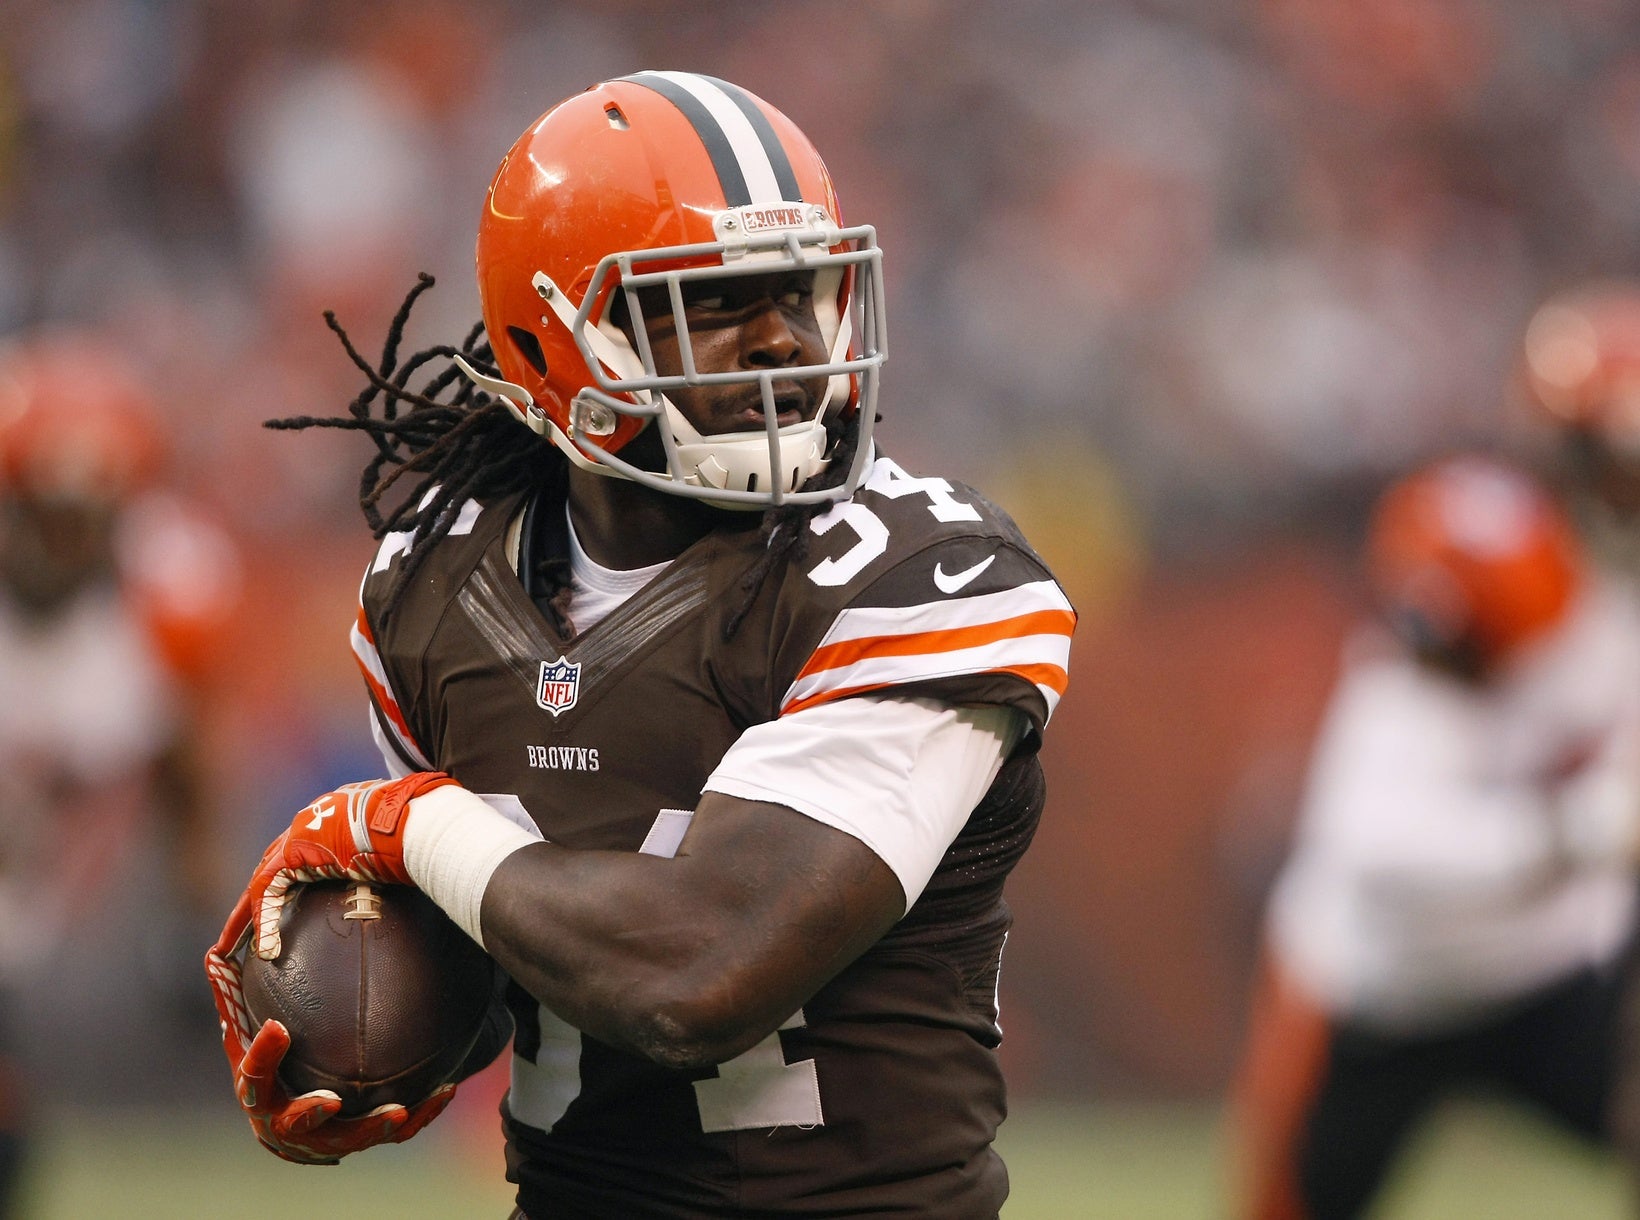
[795,608,1077,683]
[782,661,1068,718]
[354,652,419,745]
[351,605,427,763]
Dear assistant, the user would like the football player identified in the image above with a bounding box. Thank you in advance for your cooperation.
[0,331,240,1216]
[207,72,1076,1217]
[1519,279,1640,1186]
[1229,455,1640,1220]
[1520,280,1640,566]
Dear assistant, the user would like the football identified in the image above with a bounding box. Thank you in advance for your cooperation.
[241,880,498,1116]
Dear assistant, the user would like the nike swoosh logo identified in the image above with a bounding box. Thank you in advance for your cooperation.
[933,554,996,594]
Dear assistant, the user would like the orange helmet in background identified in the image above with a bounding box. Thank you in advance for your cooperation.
[1520,281,1640,452]
[1366,455,1584,674]
[0,332,165,504]
[470,71,886,509]
[0,329,241,674]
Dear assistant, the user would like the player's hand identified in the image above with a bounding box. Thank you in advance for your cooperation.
[204,881,455,1163]
[243,773,458,959]
[234,1021,454,1164]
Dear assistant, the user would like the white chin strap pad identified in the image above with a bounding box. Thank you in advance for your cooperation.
[666,401,828,494]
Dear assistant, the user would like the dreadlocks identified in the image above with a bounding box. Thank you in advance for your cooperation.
[269,273,867,637]
[266,273,562,604]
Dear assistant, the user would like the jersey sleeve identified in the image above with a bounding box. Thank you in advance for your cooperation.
[348,491,498,776]
[705,694,1027,906]
[353,561,435,773]
[778,524,1076,735]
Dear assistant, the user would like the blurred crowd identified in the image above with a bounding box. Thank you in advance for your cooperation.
[10,1,1640,543]
[6,0,1640,1177]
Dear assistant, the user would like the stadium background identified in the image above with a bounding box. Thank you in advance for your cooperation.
[4,1,1639,1215]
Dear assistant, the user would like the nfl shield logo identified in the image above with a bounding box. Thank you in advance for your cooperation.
[536,657,582,716]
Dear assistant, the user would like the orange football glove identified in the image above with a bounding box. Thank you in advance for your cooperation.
[245,773,458,959]
[202,772,460,1163]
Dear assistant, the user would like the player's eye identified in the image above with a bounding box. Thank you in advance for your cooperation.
[679,273,815,318]
[777,282,813,308]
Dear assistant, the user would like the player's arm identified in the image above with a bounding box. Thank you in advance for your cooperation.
[225,697,1019,1071]
[476,695,1024,1068]
[217,781,902,1075]
[480,793,904,1069]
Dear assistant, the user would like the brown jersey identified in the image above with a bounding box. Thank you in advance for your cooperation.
[353,452,1075,1219]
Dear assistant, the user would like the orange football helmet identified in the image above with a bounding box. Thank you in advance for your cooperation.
[1366,456,1583,672]
[468,71,886,508]
[0,332,164,503]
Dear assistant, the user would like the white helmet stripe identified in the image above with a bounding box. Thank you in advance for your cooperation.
[625,71,795,204]
[700,74,804,201]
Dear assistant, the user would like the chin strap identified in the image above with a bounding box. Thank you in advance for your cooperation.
[665,399,828,495]
[449,355,543,433]
[449,354,624,481]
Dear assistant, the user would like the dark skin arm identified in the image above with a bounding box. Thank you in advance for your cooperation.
[478,790,905,1070]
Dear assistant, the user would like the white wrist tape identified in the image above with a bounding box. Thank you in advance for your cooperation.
[403,786,542,949]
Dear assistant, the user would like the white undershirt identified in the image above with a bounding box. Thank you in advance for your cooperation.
[564,509,671,633]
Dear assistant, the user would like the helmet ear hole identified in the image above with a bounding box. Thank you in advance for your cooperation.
[507,327,548,376]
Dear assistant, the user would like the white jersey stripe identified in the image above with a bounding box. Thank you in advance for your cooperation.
[783,632,1071,712]
[351,613,433,771]
[349,618,394,699]
[647,71,784,203]
[810,580,1075,645]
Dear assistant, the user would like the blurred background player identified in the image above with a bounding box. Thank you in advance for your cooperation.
[1519,281,1640,573]
[1519,278,1640,1185]
[0,330,240,1215]
[1229,454,1640,1220]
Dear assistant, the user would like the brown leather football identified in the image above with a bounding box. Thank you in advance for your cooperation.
[241,880,498,1116]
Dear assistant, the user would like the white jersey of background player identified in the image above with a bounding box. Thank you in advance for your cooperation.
[1270,456,1640,1031]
